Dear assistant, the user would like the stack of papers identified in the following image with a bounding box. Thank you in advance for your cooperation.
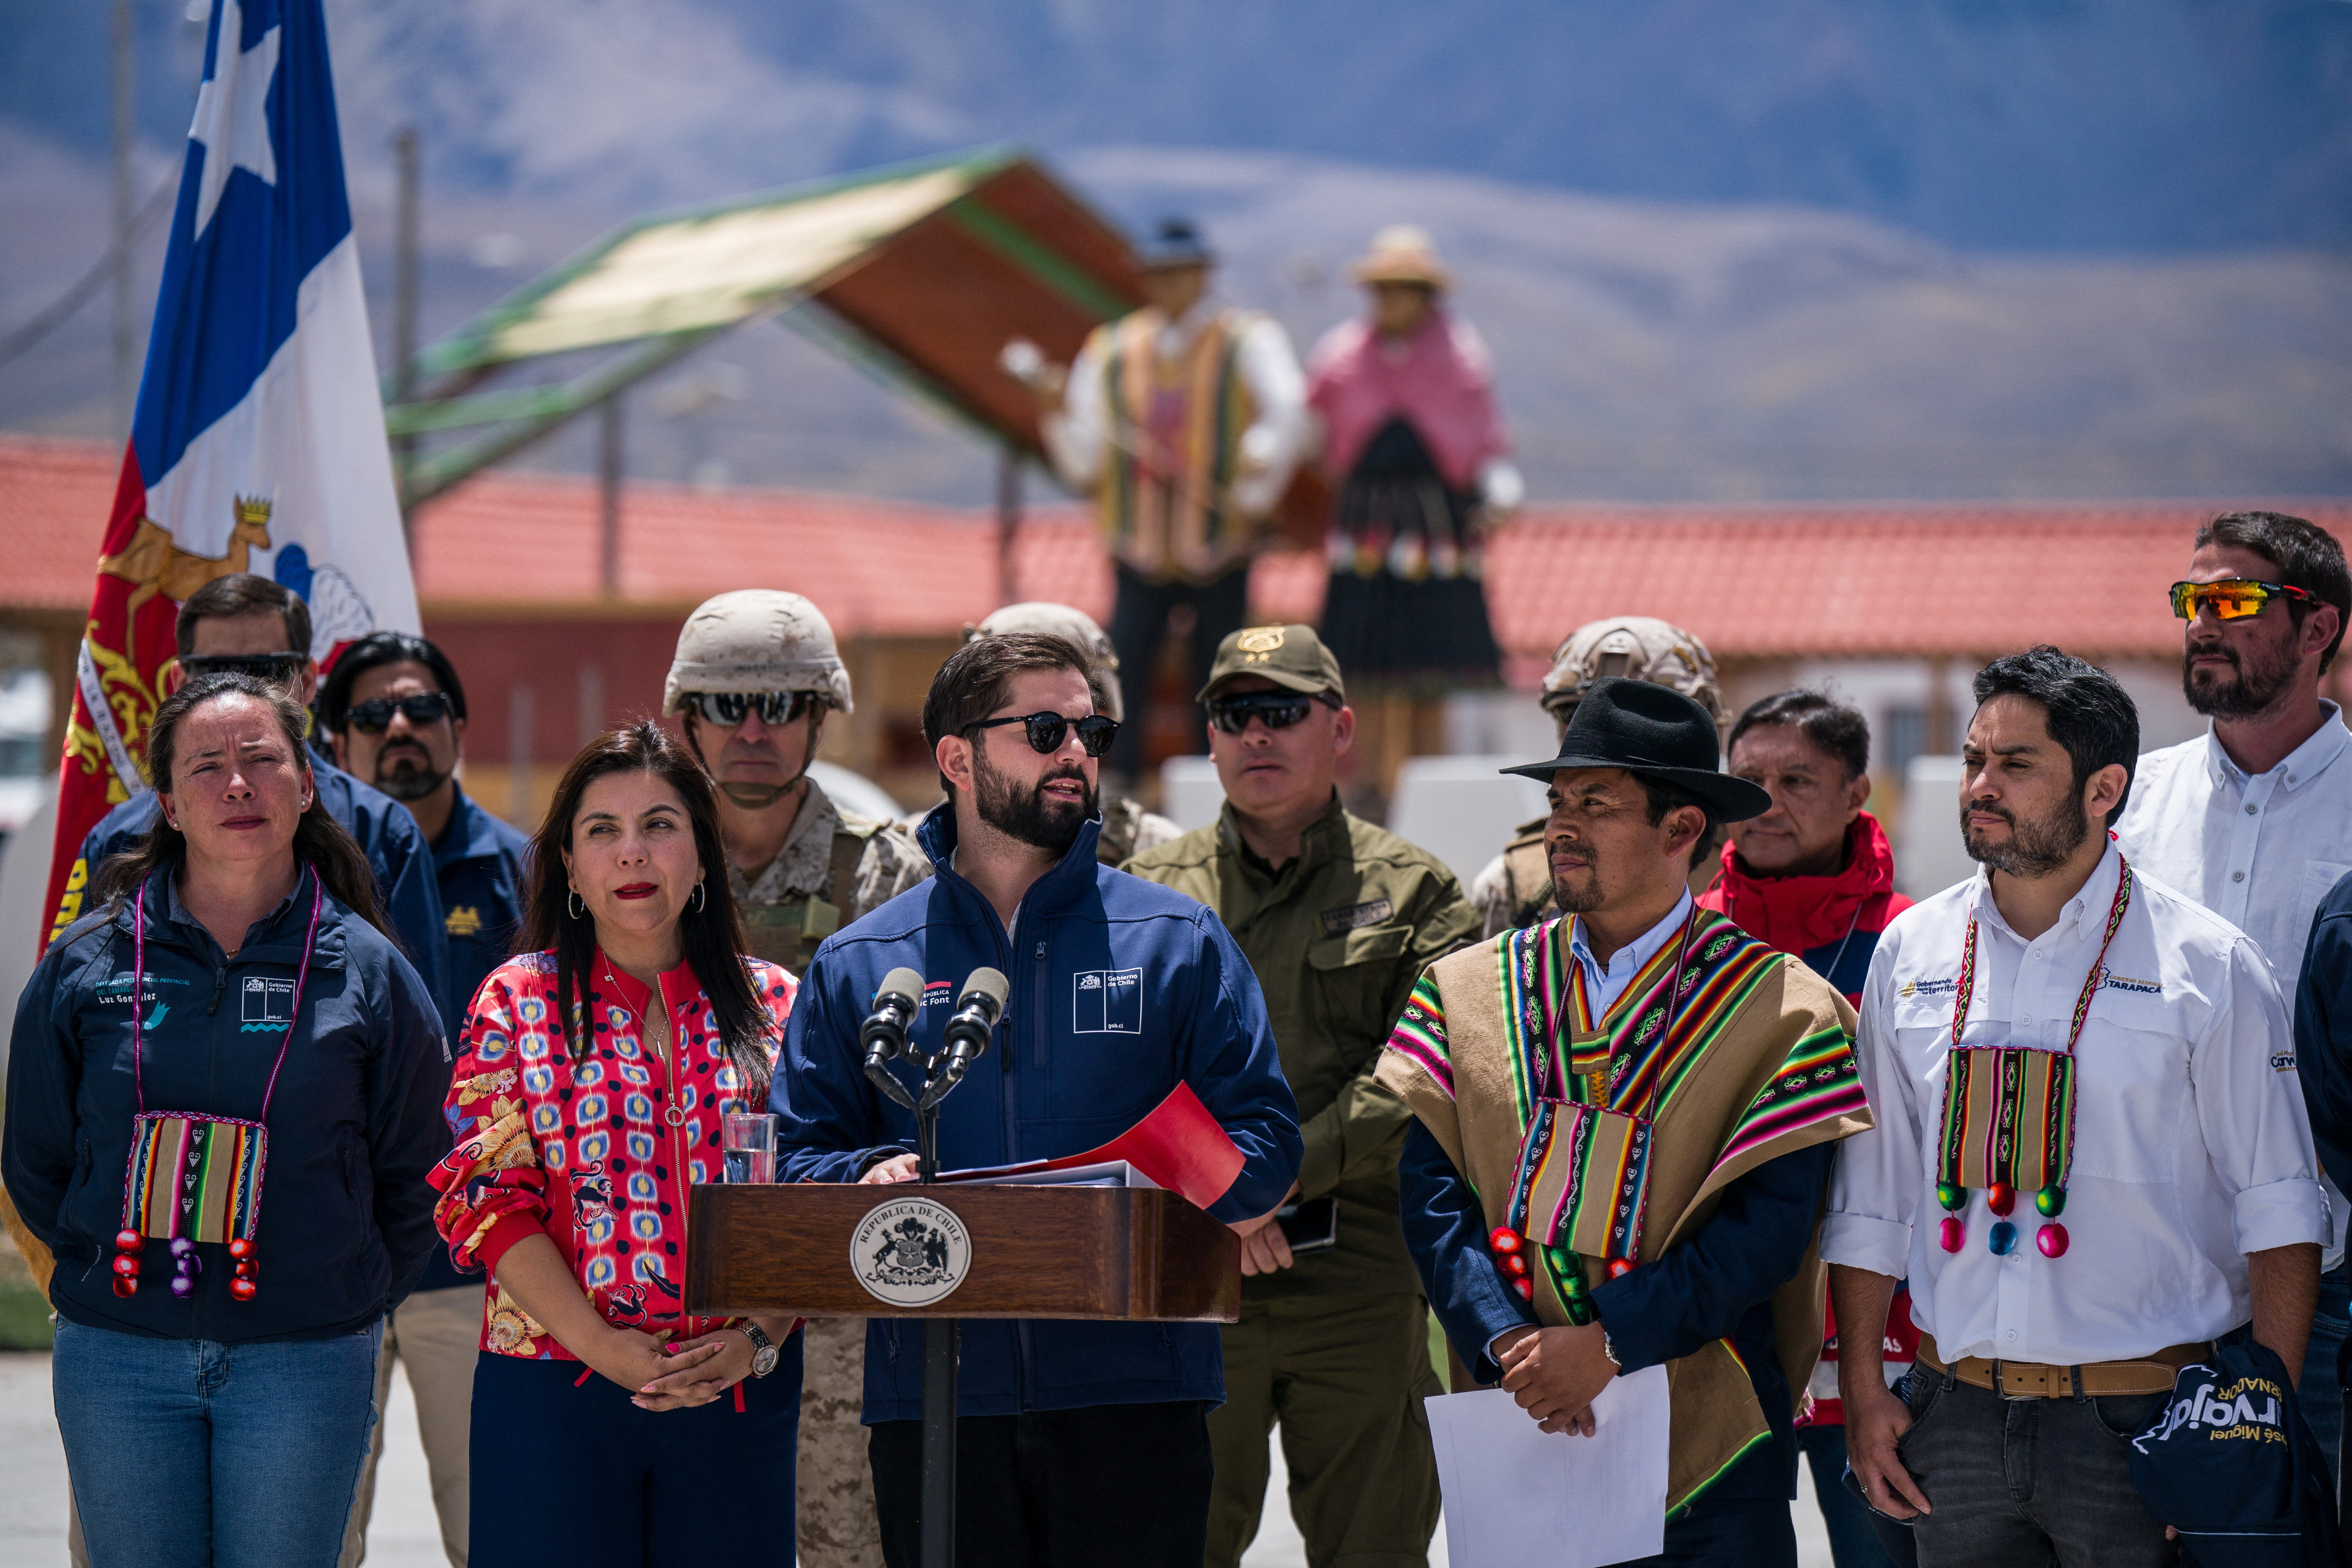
[1426,1365,1671,1566]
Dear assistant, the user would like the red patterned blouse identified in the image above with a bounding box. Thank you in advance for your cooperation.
[428,948,794,1360]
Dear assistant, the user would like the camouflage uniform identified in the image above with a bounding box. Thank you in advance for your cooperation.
[1095,794,1182,867]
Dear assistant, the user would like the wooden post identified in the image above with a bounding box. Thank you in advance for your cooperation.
[995,445,1020,608]
[600,396,624,599]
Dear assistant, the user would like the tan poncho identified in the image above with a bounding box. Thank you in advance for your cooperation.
[1377,909,1871,1511]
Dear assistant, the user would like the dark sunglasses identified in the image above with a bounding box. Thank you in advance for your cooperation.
[178,652,304,685]
[1207,691,1336,734]
[685,690,820,728]
[2168,578,2319,622]
[965,712,1119,757]
[345,692,455,734]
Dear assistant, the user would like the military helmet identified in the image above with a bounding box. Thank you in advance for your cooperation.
[1541,616,1722,727]
[967,602,1124,723]
[664,590,853,717]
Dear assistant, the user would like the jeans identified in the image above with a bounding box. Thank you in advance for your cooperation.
[54,1316,383,1568]
[2304,1261,2349,1486]
[1799,1424,1910,1568]
[1613,1496,1798,1568]
[1896,1365,2175,1568]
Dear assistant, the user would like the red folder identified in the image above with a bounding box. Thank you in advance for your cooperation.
[941,1083,1246,1213]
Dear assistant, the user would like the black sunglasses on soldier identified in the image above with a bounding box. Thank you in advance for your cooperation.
[343,692,456,733]
[1207,691,1336,735]
[965,712,1120,757]
[685,690,819,728]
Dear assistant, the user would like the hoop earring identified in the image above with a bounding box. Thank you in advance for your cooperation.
[568,890,585,920]
[689,882,706,914]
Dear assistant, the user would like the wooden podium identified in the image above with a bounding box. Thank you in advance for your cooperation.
[686,1182,1240,1567]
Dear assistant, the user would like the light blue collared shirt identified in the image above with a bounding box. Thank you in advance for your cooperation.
[1566,888,1695,1016]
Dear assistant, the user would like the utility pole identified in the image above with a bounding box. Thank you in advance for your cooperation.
[600,394,624,598]
[111,0,135,442]
[995,444,1021,607]
[392,125,420,554]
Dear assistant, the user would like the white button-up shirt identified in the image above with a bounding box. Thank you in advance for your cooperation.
[1823,842,2326,1365]
[1568,890,1694,1016]
[2115,704,2352,991]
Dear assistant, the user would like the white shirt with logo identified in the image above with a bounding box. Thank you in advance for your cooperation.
[1824,841,2327,1366]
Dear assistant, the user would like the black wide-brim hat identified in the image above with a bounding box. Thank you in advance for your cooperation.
[1499,676,1773,822]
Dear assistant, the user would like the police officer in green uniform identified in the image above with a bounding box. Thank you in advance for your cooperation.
[664,590,929,1568]
[965,602,1182,867]
[1468,615,1728,936]
[1123,624,1478,1568]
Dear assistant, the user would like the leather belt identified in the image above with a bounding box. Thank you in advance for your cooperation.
[1917,1334,2208,1400]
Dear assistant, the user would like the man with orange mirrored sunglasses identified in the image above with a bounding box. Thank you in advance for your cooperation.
[2117,509,2352,1484]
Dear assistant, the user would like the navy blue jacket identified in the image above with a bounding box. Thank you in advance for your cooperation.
[775,805,1302,1421]
[432,783,531,1023]
[414,783,531,1294]
[6,866,451,1344]
[2295,871,2352,1196]
[1401,1122,1833,1505]
[66,756,452,1032]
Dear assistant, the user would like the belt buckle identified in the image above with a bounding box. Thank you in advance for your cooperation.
[1991,1359,2054,1401]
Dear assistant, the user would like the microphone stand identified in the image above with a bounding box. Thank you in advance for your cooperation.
[914,1051,962,1568]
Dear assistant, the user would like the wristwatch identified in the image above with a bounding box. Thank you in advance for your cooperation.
[741,1322,779,1379]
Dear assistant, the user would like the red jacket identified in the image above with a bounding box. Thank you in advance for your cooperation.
[1698,812,1911,1005]
[1699,812,1917,1422]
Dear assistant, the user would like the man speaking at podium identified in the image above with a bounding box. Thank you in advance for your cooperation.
[776,631,1304,1568]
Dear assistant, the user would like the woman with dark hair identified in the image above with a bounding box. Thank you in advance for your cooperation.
[430,720,801,1563]
[3,673,449,1568]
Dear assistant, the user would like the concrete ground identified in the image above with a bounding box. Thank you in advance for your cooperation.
[0,1350,1832,1566]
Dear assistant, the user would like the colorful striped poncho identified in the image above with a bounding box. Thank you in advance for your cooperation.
[1375,907,1872,1513]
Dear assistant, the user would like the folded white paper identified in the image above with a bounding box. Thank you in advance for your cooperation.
[1426,1365,1671,1567]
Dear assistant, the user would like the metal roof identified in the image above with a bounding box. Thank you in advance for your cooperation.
[384,147,1143,507]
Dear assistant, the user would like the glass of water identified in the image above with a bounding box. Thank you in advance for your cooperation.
[722,1112,777,1184]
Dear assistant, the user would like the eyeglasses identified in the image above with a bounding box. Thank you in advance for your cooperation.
[345,692,455,734]
[685,690,820,728]
[965,712,1120,757]
[178,653,305,685]
[2168,579,2319,622]
[1207,691,1335,734]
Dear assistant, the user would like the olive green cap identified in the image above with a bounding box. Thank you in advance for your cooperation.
[1197,623,1346,704]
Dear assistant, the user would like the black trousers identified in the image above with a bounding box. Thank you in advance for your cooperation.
[1103,562,1252,779]
[869,1400,1214,1568]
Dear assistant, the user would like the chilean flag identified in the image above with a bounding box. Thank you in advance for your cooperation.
[41,0,418,945]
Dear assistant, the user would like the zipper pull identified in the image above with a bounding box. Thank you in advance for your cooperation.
[206,965,227,1015]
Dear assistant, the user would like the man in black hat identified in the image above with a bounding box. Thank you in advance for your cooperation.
[1376,678,1875,1566]
[1033,216,1309,786]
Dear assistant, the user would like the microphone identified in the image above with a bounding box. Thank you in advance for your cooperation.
[920,968,1008,1109]
[860,967,926,1110]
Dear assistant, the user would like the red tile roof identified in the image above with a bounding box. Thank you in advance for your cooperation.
[7,435,2346,678]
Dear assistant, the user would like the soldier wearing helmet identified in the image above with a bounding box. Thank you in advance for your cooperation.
[1467,617,1727,937]
[965,602,1183,866]
[667,591,927,1568]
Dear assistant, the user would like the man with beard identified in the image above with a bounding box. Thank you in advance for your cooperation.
[2113,511,2352,1476]
[1832,647,2326,1568]
[776,632,1302,1568]
[664,589,929,1568]
[1381,679,1873,1566]
[1123,625,1479,1568]
[320,630,526,1568]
